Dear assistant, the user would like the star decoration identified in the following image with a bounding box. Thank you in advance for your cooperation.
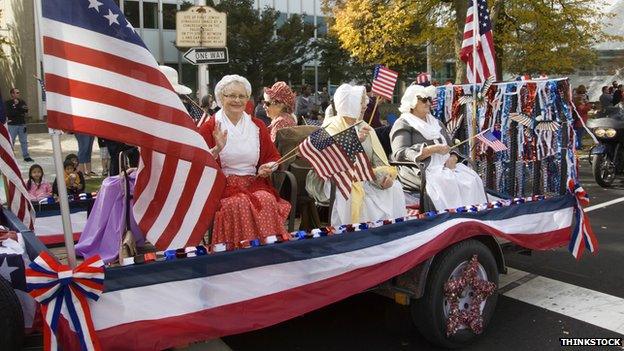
[0,257,18,283]
[126,20,136,32]
[87,0,103,12]
[443,254,497,336]
[103,9,120,26]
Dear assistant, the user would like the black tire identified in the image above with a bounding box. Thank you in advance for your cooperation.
[0,275,24,350]
[592,154,616,188]
[411,239,498,349]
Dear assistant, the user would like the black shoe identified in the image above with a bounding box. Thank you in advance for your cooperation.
[23,157,34,162]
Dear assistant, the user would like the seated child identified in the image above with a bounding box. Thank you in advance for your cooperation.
[26,164,52,201]
[53,159,86,196]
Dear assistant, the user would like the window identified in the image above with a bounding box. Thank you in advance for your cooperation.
[143,2,158,29]
[163,3,177,30]
[123,1,140,28]
[317,16,327,35]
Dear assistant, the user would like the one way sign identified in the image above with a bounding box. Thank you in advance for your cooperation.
[183,47,229,65]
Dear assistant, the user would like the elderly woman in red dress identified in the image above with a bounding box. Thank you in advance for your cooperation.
[263,81,298,142]
[199,75,291,247]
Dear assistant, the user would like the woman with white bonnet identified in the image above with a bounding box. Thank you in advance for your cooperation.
[390,84,486,210]
[306,83,406,226]
[199,75,291,247]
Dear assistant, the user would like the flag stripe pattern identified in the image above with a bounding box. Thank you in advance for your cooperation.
[460,0,497,83]
[55,195,576,351]
[41,0,225,250]
[0,92,34,229]
[476,130,507,152]
[371,66,398,101]
[332,127,375,183]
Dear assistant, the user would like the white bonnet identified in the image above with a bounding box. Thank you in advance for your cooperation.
[334,83,367,119]
[214,75,252,107]
[399,84,437,114]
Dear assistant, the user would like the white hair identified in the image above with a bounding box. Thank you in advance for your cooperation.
[214,75,252,107]
[399,84,437,114]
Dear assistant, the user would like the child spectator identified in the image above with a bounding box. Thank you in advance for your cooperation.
[53,158,86,196]
[25,164,52,201]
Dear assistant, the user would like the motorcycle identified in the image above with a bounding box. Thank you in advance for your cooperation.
[587,106,624,187]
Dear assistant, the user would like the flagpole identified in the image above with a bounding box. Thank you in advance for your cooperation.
[367,96,381,126]
[51,129,77,268]
[470,0,479,160]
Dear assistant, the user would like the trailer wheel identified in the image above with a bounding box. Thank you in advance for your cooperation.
[0,275,24,350]
[411,239,498,348]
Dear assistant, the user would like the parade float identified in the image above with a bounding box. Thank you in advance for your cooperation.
[0,76,598,351]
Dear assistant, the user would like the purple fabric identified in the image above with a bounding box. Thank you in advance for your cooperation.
[76,172,144,263]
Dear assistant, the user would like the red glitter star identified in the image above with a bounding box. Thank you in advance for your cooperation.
[444,254,497,336]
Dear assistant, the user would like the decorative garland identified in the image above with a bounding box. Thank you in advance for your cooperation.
[117,195,548,266]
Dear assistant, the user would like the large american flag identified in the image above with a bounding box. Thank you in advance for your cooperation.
[331,127,375,198]
[298,128,352,181]
[371,65,398,101]
[476,129,507,152]
[460,0,497,83]
[0,92,35,229]
[41,0,225,249]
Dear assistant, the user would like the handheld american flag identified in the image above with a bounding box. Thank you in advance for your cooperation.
[0,91,35,229]
[460,0,497,83]
[41,0,225,249]
[371,65,398,101]
[298,128,352,181]
[476,129,507,152]
[332,127,375,199]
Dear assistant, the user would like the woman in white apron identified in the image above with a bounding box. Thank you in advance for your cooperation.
[390,84,487,210]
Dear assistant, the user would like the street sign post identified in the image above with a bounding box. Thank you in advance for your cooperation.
[183,47,229,65]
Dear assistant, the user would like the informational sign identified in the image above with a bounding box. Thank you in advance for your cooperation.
[183,47,229,65]
[176,6,226,48]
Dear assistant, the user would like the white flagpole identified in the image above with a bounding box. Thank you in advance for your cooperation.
[469,0,479,159]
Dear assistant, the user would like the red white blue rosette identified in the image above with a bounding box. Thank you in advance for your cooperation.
[26,252,105,351]
[567,179,598,259]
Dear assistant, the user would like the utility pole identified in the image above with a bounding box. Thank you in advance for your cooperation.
[196,0,208,99]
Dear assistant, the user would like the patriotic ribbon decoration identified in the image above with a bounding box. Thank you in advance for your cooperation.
[567,179,598,259]
[26,252,105,351]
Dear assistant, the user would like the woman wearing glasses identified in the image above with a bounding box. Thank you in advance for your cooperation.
[390,84,486,210]
[199,75,290,248]
[263,81,298,142]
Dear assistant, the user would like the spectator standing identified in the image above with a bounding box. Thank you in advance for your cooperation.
[294,85,312,119]
[5,88,33,162]
[74,133,96,177]
[319,87,330,112]
[97,137,110,177]
[573,85,591,149]
[612,85,623,106]
[254,93,271,126]
[599,86,612,112]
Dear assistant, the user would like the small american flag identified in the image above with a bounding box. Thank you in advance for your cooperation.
[41,0,225,249]
[298,128,352,181]
[460,0,497,83]
[476,129,507,152]
[185,99,205,122]
[331,127,375,199]
[372,65,398,101]
[0,92,35,229]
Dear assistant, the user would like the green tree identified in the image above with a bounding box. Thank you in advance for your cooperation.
[325,0,618,82]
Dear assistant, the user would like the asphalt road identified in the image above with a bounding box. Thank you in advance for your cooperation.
[223,161,624,351]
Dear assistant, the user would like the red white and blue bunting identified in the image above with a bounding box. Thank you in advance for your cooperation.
[26,252,104,351]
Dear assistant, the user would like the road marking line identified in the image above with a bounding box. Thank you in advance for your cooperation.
[502,268,624,335]
[585,196,624,212]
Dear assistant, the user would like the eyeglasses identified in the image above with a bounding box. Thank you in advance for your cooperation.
[223,94,249,101]
[417,96,432,104]
[12,91,20,95]
[264,101,274,107]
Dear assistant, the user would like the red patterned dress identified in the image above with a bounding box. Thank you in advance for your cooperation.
[200,111,290,247]
[268,113,297,142]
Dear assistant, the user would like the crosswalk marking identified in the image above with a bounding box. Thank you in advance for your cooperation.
[501,268,624,335]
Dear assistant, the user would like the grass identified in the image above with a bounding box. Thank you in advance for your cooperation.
[85,176,104,193]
